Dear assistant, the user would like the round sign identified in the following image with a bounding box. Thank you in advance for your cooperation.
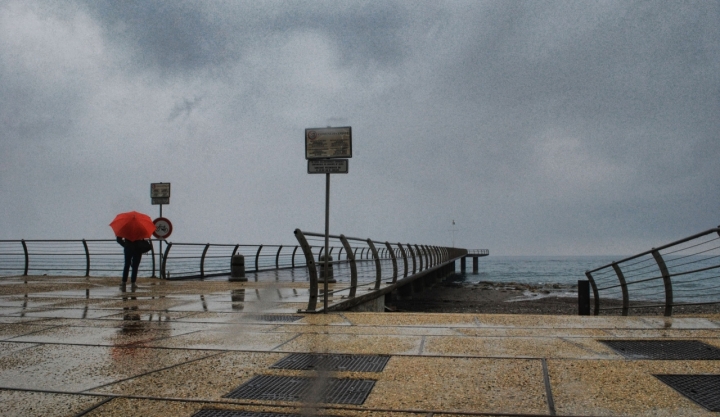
[153,217,173,239]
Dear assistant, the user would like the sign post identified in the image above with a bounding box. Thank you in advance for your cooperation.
[305,127,351,312]
[151,183,171,278]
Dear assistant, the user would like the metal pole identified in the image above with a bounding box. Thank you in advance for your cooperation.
[159,204,163,278]
[324,172,330,313]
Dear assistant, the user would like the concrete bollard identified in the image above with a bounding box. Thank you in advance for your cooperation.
[318,255,336,283]
[230,254,247,282]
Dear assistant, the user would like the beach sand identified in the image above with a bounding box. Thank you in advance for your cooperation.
[388,277,720,316]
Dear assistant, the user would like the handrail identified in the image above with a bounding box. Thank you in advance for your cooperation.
[294,228,466,312]
[586,226,720,316]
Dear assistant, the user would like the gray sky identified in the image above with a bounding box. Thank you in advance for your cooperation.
[1,0,718,255]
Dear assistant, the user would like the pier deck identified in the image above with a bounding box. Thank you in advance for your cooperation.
[1,274,719,416]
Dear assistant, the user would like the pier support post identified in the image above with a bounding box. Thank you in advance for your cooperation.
[460,257,466,273]
[472,257,478,273]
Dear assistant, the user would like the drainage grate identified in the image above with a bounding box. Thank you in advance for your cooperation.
[600,340,720,360]
[271,353,390,372]
[655,375,720,411]
[192,411,312,417]
[223,375,375,405]
[243,314,303,322]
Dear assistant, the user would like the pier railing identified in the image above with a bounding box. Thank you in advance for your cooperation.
[0,238,400,280]
[294,228,466,311]
[585,226,720,316]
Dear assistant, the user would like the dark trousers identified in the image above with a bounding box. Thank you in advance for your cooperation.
[122,247,142,283]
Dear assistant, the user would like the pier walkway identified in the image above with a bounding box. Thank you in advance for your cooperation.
[0,273,719,416]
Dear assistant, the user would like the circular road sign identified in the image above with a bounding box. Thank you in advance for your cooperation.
[153,217,173,240]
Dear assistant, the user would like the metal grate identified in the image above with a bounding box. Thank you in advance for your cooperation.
[192,411,315,417]
[600,340,720,360]
[655,375,720,411]
[243,314,304,322]
[223,375,375,405]
[271,353,390,372]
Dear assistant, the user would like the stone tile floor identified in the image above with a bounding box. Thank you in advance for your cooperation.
[0,275,719,416]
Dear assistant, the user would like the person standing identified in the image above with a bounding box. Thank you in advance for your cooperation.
[117,237,143,287]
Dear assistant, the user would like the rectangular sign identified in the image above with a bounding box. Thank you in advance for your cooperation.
[151,183,171,198]
[305,126,352,159]
[308,159,349,174]
[152,197,169,205]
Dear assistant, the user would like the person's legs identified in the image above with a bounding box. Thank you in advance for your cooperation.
[130,252,142,283]
[122,247,132,283]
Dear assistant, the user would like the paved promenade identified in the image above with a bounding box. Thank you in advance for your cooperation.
[0,274,719,416]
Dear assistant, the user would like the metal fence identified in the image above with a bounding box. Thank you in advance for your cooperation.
[294,228,467,311]
[585,226,720,316]
[0,238,407,280]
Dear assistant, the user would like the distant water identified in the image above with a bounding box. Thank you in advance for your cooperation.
[458,256,622,286]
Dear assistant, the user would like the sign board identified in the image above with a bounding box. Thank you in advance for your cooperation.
[151,183,170,205]
[305,127,352,159]
[308,159,348,174]
[153,217,173,239]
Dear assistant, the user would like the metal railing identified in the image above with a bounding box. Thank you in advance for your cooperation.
[467,249,490,256]
[585,226,720,316]
[0,238,398,280]
[0,239,157,277]
[294,228,467,312]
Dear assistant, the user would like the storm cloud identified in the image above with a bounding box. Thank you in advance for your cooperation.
[1,0,718,255]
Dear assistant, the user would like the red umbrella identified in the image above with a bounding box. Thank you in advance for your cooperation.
[110,211,156,241]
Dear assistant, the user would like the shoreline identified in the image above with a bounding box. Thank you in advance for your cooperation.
[387,278,720,316]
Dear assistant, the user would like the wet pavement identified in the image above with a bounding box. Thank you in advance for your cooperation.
[0,274,719,416]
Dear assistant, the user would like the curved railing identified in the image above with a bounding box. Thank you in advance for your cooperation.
[294,228,466,312]
[468,249,490,256]
[585,226,720,316]
[0,239,156,277]
[0,239,396,280]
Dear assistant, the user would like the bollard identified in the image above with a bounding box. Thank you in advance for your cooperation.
[319,255,336,283]
[578,280,590,315]
[230,254,247,282]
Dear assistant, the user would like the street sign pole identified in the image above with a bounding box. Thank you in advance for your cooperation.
[304,126,351,313]
[159,203,163,278]
[324,172,330,312]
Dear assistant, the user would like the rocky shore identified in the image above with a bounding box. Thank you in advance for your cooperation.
[388,276,720,316]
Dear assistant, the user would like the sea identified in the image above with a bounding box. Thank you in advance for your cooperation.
[457,255,620,286]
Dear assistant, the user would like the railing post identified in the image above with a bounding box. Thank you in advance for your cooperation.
[319,246,324,258]
[291,245,299,268]
[415,245,424,270]
[385,241,398,283]
[585,271,600,316]
[294,229,318,311]
[21,239,28,276]
[200,243,210,279]
[578,280,590,315]
[161,242,173,279]
[651,249,673,317]
[338,246,344,261]
[367,239,382,290]
[339,235,357,297]
[149,240,156,278]
[397,243,408,278]
[275,245,283,269]
[255,245,263,272]
[82,239,90,277]
[611,262,629,316]
[407,244,416,274]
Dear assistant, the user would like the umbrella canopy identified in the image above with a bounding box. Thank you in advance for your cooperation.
[110,211,155,241]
